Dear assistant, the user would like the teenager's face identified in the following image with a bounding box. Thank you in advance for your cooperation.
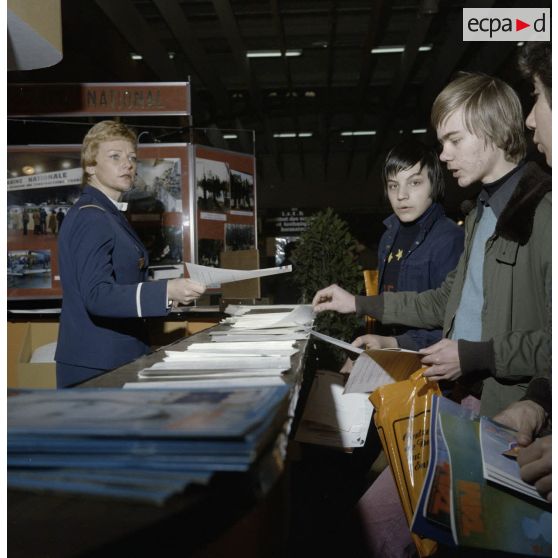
[386,162,433,223]
[526,77,552,167]
[437,107,503,187]
[86,139,137,199]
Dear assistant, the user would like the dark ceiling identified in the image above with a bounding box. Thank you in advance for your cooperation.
[7,0,551,215]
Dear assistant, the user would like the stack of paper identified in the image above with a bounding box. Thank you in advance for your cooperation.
[137,340,299,382]
[295,370,373,449]
[8,385,290,504]
[226,305,315,329]
[136,306,313,387]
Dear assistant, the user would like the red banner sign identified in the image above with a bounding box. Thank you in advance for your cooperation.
[8,82,190,117]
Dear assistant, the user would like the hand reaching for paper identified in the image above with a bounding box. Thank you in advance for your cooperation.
[167,278,206,306]
[340,335,398,375]
[420,339,462,382]
[493,400,548,446]
[517,435,552,503]
[351,334,398,351]
[312,284,356,314]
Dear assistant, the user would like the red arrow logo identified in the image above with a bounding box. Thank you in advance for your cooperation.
[516,19,530,31]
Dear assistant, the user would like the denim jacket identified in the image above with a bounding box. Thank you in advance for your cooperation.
[378,202,464,350]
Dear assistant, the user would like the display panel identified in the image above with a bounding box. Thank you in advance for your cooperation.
[7,144,192,300]
[194,145,257,271]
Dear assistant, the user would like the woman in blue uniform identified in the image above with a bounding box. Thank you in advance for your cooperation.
[55,121,205,387]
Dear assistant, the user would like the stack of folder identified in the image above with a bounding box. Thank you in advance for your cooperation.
[8,385,290,504]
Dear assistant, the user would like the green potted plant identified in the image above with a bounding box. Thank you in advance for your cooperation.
[291,208,363,369]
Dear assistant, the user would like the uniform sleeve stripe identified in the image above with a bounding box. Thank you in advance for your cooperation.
[136,283,143,317]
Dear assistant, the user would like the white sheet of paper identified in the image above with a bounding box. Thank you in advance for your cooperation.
[145,355,292,370]
[295,370,372,448]
[166,347,298,357]
[343,349,422,394]
[137,367,288,379]
[209,333,308,342]
[182,341,297,354]
[230,305,314,329]
[302,371,371,431]
[225,304,298,316]
[126,377,287,389]
[186,262,292,288]
[308,330,364,355]
[211,327,307,335]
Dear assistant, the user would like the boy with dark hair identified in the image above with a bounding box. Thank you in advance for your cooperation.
[352,140,463,352]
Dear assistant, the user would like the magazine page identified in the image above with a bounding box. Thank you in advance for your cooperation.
[480,416,546,502]
[440,412,551,556]
[8,386,289,438]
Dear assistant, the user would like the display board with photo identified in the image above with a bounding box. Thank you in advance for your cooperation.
[225,224,255,251]
[7,144,192,300]
[194,146,257,286]
[125,151,187,266]
[196,158,230,214]
[230,170,254,213]
[8,249,52,290]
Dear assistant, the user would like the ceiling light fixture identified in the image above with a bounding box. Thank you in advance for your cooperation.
[223,134,238,140]
[371,44,432,54]
[246,49,303,58]
[273,132,313,138]
[130,53,143,60]
[22,165,35,175]
[168,51,176,60]
[340,130,376,136]
[411,128,427,134]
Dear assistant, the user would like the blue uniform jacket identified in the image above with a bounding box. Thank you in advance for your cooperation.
[55,186,169,376]
[378,202,464,350]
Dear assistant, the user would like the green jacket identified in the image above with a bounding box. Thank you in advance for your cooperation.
[368,162,551,416]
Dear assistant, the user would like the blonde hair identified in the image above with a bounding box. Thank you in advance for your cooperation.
[431,73,526,163]
[81,120,137,182]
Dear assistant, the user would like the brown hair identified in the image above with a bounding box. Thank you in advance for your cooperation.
[81,120,137,182]
[431,72,526,163]
[518,42,552,107]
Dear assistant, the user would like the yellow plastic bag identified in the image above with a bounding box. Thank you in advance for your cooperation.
[369,367,441,557]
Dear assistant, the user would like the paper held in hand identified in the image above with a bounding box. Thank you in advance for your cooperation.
[344,348,423,394]
[186,262,292,288]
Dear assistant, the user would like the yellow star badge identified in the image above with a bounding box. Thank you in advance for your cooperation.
[387,252,394,263]
[395,249,404,261]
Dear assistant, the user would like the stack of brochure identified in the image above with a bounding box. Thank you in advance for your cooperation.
[136,305,314,387]
[411,395,552,556]
[7,385,290,504]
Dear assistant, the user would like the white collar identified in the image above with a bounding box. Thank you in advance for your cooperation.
[109,198,128,212]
